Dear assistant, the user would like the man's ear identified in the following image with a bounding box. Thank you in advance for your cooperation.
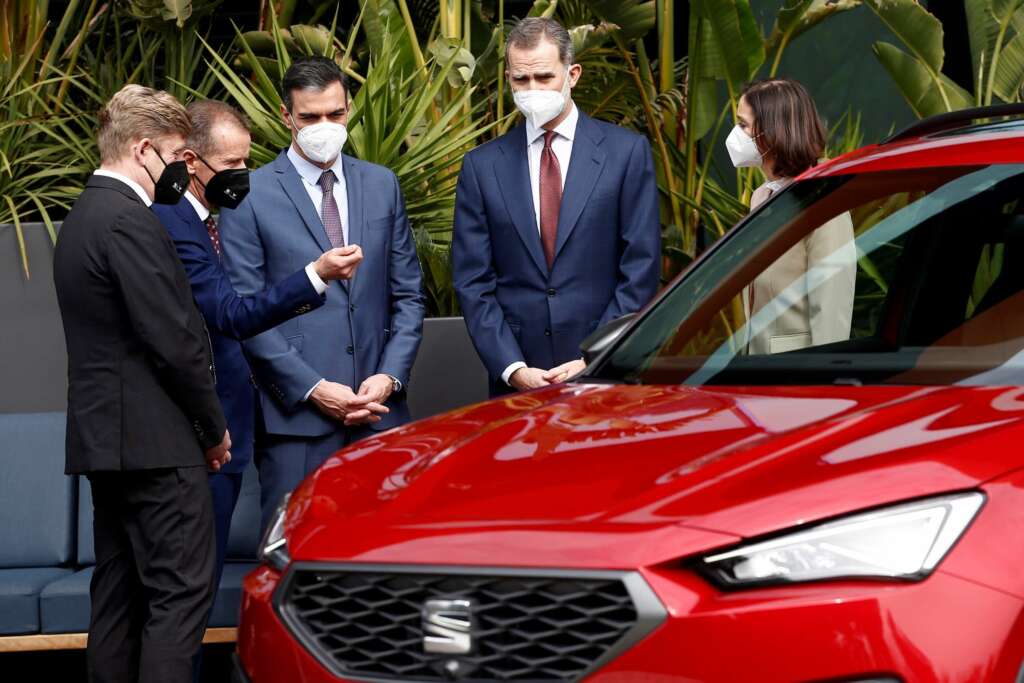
[132,138,151,166]
[182,149,199,175]
[568,63,582,88]
[280,103,293,132]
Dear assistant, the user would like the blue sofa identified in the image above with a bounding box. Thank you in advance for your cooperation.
[0,412,259,645]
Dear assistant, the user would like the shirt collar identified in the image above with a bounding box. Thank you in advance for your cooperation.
[183,191,210,222]
[287,144,345,186]
[93,169,152,207]
[525,101,579,145]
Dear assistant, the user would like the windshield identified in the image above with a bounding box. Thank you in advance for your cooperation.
[592,164,1024,386]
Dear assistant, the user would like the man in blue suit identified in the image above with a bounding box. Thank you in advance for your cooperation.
[453,18,661,396]
[220,57,425,530]
[151,101,363,600]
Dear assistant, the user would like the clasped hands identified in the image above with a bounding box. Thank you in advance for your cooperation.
[310,374,394,426]
[510,359,587,391]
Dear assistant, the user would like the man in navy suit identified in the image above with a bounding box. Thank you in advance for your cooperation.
[151,101,362,602]
[453,18,660,395]
[220,57,425,530]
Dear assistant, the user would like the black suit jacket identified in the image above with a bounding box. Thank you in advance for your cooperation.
[54,174,226,473]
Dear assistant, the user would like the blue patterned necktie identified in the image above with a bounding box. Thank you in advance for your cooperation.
[317,169,345,247]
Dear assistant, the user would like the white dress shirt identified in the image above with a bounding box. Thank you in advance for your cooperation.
[287,145,350,246]
[183,190,327,295]
[501,103,580,386]
[526,103,578,232]
[93,169,152,207]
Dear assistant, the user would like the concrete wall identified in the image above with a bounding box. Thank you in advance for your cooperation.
[0,222,488,420]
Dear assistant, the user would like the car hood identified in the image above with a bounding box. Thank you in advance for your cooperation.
[287,383,1024,567]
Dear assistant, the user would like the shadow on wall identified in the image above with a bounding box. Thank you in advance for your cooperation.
[0,222,488,420]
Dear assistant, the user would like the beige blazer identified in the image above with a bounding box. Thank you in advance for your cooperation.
[743,179,857,354]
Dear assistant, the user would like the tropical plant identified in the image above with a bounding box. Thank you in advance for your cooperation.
[863,0,1024,117]
[0,0,99,277]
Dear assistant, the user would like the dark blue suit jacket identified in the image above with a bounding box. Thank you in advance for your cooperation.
[152,198,324,472]
[219,151,425,438]
[452,112,661,391]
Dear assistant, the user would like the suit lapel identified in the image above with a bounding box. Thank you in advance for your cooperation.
[554,113,606,261]
[179,198,218,261]
[495,126,548,277]
[342,154,363,295]
[272,152,333,254]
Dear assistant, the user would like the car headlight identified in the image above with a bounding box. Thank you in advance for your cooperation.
[699,492,985,588]
[258,493,291,571]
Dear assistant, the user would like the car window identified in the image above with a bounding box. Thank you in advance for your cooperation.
[592,164,1024,386]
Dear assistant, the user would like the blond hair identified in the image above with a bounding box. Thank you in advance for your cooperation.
[97,84,191,164]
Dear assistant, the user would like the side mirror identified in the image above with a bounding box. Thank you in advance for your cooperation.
[580,313,637,365]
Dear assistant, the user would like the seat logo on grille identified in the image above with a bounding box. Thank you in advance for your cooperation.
[422,599,473,655]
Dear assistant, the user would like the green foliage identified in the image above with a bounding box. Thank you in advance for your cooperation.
[866,0,1024,116]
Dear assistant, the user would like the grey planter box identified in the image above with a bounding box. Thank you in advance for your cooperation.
[0,221,488,420]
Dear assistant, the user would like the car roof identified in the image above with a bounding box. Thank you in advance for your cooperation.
[802,117,1024,180]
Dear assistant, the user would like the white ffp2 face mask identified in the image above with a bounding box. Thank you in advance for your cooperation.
[513,71,572,129]
[295,121,348,164]
[725,125,763,168]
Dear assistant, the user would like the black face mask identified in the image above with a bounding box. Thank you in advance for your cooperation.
[197,155,250,209]
[144,146,190,205]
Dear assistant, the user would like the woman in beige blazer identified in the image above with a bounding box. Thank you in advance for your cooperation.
[726,78,857,354]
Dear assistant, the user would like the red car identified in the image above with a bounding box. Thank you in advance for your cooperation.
[234,105,1024,683]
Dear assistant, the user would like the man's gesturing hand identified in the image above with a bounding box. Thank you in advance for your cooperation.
[509,367,551,391]
[314,245,363,281]
[310,380,389,426]
[205,430,232,472]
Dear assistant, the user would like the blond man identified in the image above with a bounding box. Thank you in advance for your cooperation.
[53,84,228,683]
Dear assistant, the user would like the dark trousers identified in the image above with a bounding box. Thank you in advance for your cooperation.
[254,425,369,533]
[87,466,216,683]
[192,470,244,683]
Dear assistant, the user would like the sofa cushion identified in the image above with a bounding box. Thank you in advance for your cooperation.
[40,563,260,633]
[208,562,258,628]
[226,461,260,561]
[39,567,93,634]
[0,568,73,634]
[77,476,94,565]
[0,412,74,567]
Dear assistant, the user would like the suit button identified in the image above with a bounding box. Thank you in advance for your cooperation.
[544,329,551,336]
[350,304,357,312]
[346,345,354,354]
[547,289,556,297]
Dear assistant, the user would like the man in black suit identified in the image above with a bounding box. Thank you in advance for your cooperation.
[53,84,230,683]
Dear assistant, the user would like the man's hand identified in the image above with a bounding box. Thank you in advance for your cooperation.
[310,380,389,426]
[355,374,394,405]
[510,367,551,391]
[542,359,587,385]
[205,430,232,472]
[314,245,363,281]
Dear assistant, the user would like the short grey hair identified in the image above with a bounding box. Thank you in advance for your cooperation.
[505,17,574,67]
[185,100,250,158]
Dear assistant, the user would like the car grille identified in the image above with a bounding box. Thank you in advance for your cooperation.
[277,565,662,682]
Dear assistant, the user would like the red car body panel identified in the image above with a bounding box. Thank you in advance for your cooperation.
[236,126,1024,682]
[803,130,1024,178]
[287,384,1024,558]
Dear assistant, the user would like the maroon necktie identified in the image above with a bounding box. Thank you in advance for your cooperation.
[204,215,222,258]
[539,130,562,270]
[318,170,345,248]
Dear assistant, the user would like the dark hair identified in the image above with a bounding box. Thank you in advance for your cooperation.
[506,17,574,66]
[281,56,349,111]
[185,100,250,157]
[741,78,826,179]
